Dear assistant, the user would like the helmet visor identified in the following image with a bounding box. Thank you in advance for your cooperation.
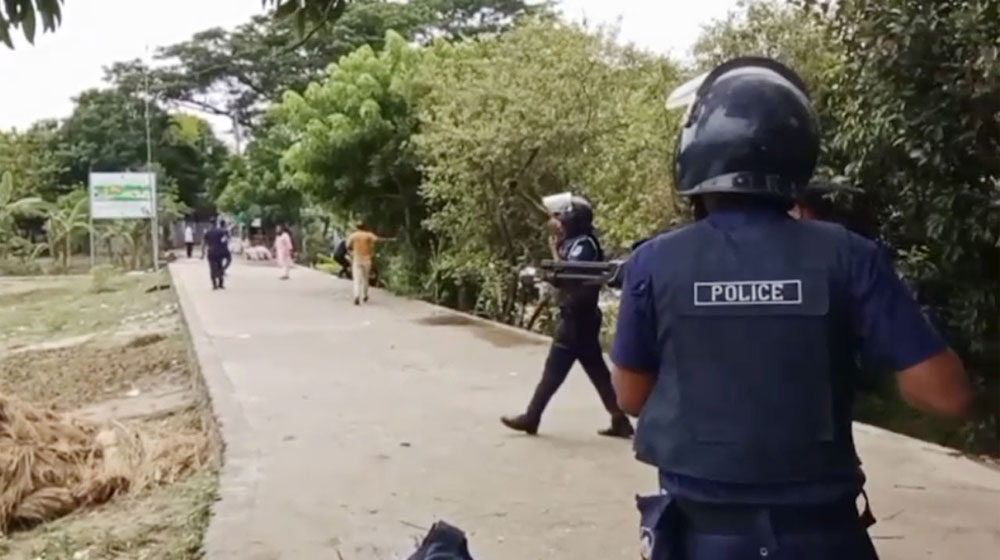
[542,192,574,216]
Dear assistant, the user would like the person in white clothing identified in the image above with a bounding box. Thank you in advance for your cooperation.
[184,223,195,258]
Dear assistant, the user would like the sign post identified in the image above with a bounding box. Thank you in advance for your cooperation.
[88,172,158,270]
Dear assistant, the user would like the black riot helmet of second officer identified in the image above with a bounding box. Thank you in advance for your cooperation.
[669,57,820,205]
[542,192,594,238]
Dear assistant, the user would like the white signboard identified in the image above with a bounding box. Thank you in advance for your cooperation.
[89,172,156,219]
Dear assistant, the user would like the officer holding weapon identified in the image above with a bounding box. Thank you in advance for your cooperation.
[611,57,970,559]
[501,192,634,438]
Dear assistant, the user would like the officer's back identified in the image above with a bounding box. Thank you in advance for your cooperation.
[611,57,970,560]
[635,197,862,490]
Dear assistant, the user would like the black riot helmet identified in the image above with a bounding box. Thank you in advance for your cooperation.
[671,57,820,201]
[542,192,594,237]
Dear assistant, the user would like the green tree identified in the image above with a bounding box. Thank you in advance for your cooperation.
[277,30,427,247]
[802,0,1000,452]
[106,0,544,137]
[0,122,65,200]
[1,0,350,49]
[56,88,228,215]
[44,189,90,269]
[692,0,843,112]
[264,0,352,34]
[0,0,63,48]
[158,114,229,213]
[0,170,47,260]
[415,22,681,318]
[216,120,305,227]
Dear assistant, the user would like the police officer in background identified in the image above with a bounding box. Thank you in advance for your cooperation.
[611,58,971,559]
[502,192,634,438]
[202,218,231,290]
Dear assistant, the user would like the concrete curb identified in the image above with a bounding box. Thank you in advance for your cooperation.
[415,299,555,345]
[169,263,261,558]
[307,264,555,345]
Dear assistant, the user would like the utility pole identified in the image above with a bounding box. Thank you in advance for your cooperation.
[144,46,160,271]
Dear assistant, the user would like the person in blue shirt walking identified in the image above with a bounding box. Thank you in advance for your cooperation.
[202,218,231,290]
[611,57,971,560]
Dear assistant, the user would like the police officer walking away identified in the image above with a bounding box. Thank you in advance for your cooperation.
[202,218,231,290]
[502,192,633,438]
[611,58,971,559]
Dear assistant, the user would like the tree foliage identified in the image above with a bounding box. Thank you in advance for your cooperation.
[0,170,46,259]
[277,31,426,245]
[55,88,226,215]
[810,0,1000,451]
[416,22,680,317]
[702,0,998,452]
[692,0,843,111]
[216,118,304,226]
[109,0,546,137]
[0,0,63,48]
[0,122,65,200]
[45,188,90,269]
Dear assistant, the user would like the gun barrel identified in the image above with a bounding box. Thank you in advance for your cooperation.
[533,259,625,287]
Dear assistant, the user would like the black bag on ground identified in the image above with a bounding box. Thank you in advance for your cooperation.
[407,521,476,560]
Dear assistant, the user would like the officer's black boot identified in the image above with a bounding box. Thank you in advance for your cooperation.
[502,341,575,435]
[598,413,634,439]
[500,414,539,435]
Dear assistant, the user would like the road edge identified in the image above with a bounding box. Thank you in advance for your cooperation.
[169,263,262,558]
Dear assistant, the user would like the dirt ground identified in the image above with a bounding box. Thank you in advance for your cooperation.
[0,272,217,560]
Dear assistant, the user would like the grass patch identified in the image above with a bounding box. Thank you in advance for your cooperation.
[0,472,219,560]
[0,272,218,558]
[0,336,188,410]
[0,272,172,350]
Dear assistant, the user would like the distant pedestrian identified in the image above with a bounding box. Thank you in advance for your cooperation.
[332,239,351,278]
[202,219,231,290]
[184,223,195,258]
[346,222,392,305]
[275,224,294,280]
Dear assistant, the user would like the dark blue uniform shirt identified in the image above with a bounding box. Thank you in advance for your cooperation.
[204,227,230,256]
[553,234,603,313]
[612,206,947,504]
[561,235,600,263]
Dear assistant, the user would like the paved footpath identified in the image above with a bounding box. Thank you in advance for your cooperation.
[170,259,1000,560]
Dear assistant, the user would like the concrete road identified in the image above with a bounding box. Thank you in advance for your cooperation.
[170,258,1000,559]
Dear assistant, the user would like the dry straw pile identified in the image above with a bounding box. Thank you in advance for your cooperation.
[0,394,208,534]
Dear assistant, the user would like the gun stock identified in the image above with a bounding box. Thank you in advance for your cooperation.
[520,259,625,288]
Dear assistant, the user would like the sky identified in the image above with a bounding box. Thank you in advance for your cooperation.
[0,0,739,134]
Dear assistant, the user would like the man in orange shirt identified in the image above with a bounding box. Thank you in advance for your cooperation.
[346,222,390,305]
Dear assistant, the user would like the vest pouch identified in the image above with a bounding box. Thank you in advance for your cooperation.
[673,270,835,446]
[637,493,680,560]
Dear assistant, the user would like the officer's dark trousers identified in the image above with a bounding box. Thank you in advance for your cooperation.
[638,493,879,560]
[334,254,351,278]
[208,253,225,288]
[525,309,621,421]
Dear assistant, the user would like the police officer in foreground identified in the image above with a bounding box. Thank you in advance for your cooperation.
[611,58,971,559]
[502,192,634,438]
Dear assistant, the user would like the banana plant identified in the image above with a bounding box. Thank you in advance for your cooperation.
[0,171,47,260]
[45,189,92,269]
[98,221,138,270]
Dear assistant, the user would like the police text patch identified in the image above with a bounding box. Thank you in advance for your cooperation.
[694,280,802,306]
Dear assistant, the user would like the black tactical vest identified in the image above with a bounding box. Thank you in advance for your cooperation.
[633,217,862,483]
[556,234,603,315]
